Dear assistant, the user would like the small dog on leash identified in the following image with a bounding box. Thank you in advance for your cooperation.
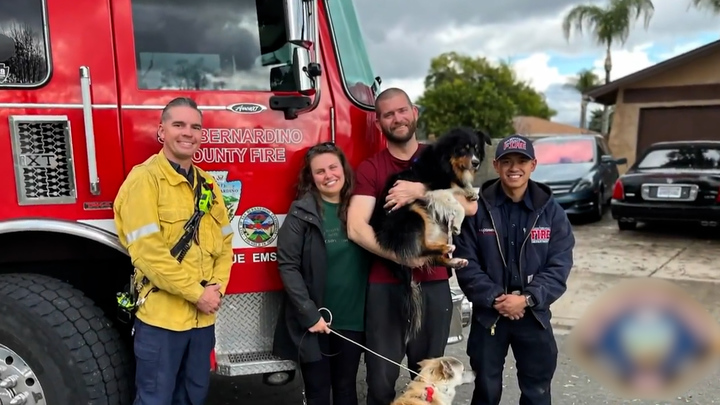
[391,356,476,405]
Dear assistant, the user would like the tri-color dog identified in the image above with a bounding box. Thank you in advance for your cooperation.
[369,126,492,339]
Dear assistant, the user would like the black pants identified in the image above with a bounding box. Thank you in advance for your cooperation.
[467,315,558,405]
[365,280,453,405]
[300,329,364,405]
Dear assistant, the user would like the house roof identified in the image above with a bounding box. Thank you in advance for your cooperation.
[584,39,720,106]
[512,116,598,135]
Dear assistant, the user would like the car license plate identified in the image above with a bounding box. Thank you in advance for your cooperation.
[656,186,682,198]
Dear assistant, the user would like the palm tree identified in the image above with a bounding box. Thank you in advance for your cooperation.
[562,0,655,136]
[689,0,720,13]
[563,69,602,129]
[589,107,614,133]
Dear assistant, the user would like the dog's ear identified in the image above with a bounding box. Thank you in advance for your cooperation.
[475,128,492,146]
[438,359,455,380]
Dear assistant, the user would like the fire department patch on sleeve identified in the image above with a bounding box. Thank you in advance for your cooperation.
[530,226,551,243]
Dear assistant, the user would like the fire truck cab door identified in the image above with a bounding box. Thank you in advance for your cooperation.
[0,0,125,217]
[109,0,333,294]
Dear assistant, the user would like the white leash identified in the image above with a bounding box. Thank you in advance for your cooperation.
[447,214,454,258]
[311,215,456,385]
[317,307,424,381]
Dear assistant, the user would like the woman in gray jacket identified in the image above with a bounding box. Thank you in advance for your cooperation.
[272,142,370,405]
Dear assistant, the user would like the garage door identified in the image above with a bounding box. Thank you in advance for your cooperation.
[636,105,720,158]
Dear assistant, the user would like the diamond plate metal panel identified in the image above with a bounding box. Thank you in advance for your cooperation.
[213,289,471,376]
[216,358,296,377]
[9,116,77,205]
[214,292,297,376]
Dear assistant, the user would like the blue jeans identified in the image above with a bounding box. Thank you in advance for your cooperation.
[133,319,215,405]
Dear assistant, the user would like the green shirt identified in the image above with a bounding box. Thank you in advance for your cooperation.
[321,200,370,332]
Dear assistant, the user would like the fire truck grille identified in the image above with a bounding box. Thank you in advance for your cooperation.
[213,291,296,376]
[10,116,76,205]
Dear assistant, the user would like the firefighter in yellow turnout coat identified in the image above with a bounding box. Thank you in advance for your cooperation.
[113,97,233,405]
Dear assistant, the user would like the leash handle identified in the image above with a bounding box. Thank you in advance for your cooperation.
[318,307,333,325]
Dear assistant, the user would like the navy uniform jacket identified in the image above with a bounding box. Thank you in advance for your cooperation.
[453,179,575,331]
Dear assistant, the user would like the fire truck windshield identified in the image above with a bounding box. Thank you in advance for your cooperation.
[0,34,14,62]
[326,0,377,107]
[130,0,295,92]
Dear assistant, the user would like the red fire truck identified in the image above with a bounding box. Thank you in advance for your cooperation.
[0,0,469,403]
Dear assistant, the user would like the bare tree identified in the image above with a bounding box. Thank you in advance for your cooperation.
[1,22,47,84]
[160,58,211,90]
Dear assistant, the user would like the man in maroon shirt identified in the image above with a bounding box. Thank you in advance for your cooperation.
[347,87,478,405]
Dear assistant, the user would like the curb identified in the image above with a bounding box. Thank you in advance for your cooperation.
[551,316,578,335]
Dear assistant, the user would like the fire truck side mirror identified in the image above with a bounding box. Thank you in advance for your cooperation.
[0,34,15,62]
[292,47,314,94]
[283,0,312,49]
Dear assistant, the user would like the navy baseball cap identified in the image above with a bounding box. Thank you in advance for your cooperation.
[495,134,535,160]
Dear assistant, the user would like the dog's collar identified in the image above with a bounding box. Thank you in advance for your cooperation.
[425,386,434,402]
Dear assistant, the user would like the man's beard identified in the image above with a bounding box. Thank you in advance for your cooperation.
[381,120,417,144]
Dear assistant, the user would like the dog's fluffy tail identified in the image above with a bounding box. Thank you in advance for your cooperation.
[371,206,429,342]
[406,280,423,341]
[390,260,424,342]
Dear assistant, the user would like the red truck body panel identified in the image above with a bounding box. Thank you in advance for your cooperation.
[0,0,383,298]
[0,0,458,384]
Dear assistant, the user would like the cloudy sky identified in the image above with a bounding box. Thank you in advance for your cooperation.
[353,0,720,127]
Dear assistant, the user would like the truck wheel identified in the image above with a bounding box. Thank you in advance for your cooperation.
[0,273,133,405]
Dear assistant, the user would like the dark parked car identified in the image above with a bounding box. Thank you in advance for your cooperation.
[530,134,627,221]
[611,140,720,230]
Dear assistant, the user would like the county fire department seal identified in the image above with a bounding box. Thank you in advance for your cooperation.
[239,206,278,247]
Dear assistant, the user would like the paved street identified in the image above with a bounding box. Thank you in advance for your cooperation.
[207,211,720,404]
[207,331,720,405]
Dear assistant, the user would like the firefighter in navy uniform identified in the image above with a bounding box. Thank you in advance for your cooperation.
[453,135,575,405]
[113,97,233,405]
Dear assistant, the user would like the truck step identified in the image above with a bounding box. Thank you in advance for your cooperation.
[215,352,296,376]
[214,292,296,377]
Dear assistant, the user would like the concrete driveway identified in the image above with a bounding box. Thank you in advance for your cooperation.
[206,212,720,404]
[551,213,720,333]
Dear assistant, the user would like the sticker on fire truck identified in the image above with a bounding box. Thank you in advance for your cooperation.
[0,63,9,83]
[226,103,267,114]
[238,206,279,248]
[207,171,242,220]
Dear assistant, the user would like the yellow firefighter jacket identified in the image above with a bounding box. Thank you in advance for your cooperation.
[113,151,233,331]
